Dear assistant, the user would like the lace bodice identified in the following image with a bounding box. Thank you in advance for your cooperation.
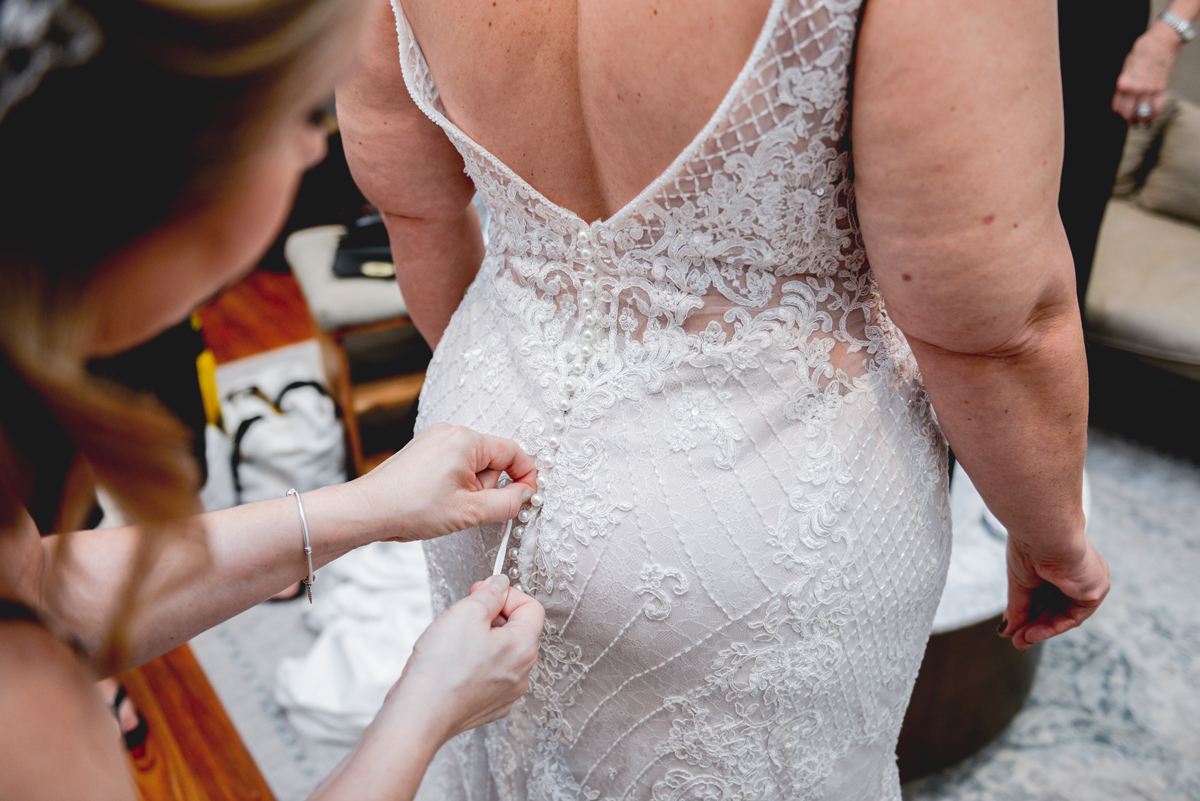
[396,1,952,798]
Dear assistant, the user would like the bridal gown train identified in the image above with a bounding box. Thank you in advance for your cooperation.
[396,0,952,798]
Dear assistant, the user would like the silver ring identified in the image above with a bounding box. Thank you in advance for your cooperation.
[1137,102,1153,118]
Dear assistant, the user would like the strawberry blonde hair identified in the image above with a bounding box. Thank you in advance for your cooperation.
[0,0,356,668]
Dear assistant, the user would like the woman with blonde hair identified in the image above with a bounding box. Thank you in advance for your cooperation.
[0,0,543,798]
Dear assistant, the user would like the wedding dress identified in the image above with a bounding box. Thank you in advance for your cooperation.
[396,0,952,797]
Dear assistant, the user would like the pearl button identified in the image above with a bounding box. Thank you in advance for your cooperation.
[581,329,595,343]
[513,583,525,594]
[579,297,593,311]
[563,377,577,394]
[554,413,568,429]
[536,475,546,488]
[518,508,533,523]
[546,436,560,449]
[583,313,597,327]
[558,398,572,412]
[578,230,592,246]
[508,547,520,560]
[512,526,525,539]
[580,345,594,359]
[815,187,825,196]
[530,493,545,507]
[581,279,596,293]
[583,264,598,277]
[508,566,520,580]
[571,361,586,375]
[543,454,557,469]
[578,247,594,262]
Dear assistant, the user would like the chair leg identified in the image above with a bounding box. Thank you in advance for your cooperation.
[316,328,364,479]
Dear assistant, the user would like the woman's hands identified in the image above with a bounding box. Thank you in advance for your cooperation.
[346,423,537,543]
[998,529,1110,651]
[1112,22,1183,125]
[309,575,543,800]
[381,575,543,742]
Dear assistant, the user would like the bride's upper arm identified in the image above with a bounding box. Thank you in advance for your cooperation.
[851,0,1076,357]
[337,0,475,223]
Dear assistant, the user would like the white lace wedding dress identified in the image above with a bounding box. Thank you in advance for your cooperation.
[396,0,952,798]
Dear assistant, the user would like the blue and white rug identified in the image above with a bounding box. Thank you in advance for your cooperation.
[905,431,1200,801]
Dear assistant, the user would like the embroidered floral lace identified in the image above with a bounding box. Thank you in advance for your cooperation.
[396,0,952,798]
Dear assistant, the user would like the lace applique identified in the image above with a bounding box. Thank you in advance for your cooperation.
[636,565,689,622]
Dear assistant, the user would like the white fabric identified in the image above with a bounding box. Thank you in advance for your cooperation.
[275,541,433,745]
[199,424,237,513]
[398,1,952,798]
[221,368,346,504]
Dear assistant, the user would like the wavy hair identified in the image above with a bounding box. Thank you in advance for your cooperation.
[0,0,353,669]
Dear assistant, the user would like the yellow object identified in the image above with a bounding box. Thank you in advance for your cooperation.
[196,347,221,427]
[360,260,396,278]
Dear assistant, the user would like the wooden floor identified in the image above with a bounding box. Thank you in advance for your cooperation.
[121,645,275,801]
[119,269,313,799]
[196,270,314,365]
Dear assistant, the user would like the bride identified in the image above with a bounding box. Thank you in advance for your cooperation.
[339,0,1111,797]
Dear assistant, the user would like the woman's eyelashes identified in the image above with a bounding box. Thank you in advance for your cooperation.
[307,98,337,132]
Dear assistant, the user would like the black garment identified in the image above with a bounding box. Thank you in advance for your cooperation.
[0,598,40,625]
[1058,0,1149,307]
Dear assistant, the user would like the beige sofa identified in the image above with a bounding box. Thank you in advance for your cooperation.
[1086,96,1200,381]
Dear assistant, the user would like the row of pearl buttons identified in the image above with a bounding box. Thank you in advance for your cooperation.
[501,227,600,594]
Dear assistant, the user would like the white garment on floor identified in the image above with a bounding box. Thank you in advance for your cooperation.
[275,541,433,745]
[397,0,953,798]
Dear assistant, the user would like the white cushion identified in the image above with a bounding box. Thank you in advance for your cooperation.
[285,226,408,331]
[1086,199,1200,373]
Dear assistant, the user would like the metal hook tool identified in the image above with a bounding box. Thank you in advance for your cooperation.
[492,517,514,577]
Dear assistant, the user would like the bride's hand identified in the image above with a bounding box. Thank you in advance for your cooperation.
[348,423,537,542]
[998,531,1110,651]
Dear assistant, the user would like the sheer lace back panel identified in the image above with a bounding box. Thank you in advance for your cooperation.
[396,1,952,799]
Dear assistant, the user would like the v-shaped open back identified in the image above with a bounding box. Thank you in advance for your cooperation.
[392,0,786,229]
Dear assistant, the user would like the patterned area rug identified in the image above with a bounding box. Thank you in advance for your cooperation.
[905,430,1200,801]
[191,424,1200,801]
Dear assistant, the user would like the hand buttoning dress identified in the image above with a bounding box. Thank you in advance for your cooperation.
[395,0,952,798]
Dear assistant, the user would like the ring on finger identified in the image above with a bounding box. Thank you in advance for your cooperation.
[1136,102,1153,119]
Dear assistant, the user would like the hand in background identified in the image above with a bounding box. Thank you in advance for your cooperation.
[349,423,537,542]
[999,532,1110,651]
[1113,23,1182,124]
[382,575,543,741]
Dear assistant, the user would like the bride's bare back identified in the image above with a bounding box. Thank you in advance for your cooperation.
[399,0,773,223]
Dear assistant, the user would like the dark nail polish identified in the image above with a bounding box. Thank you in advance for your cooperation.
[997,618,1007,635]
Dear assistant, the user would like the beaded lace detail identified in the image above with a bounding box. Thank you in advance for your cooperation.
[398,1,952,799]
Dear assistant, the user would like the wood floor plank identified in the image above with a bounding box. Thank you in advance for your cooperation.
[197,271,314,364]
[119,645,275,801]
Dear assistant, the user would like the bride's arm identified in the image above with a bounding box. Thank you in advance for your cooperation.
[337,0,483,350]
[852,0,1109,650]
